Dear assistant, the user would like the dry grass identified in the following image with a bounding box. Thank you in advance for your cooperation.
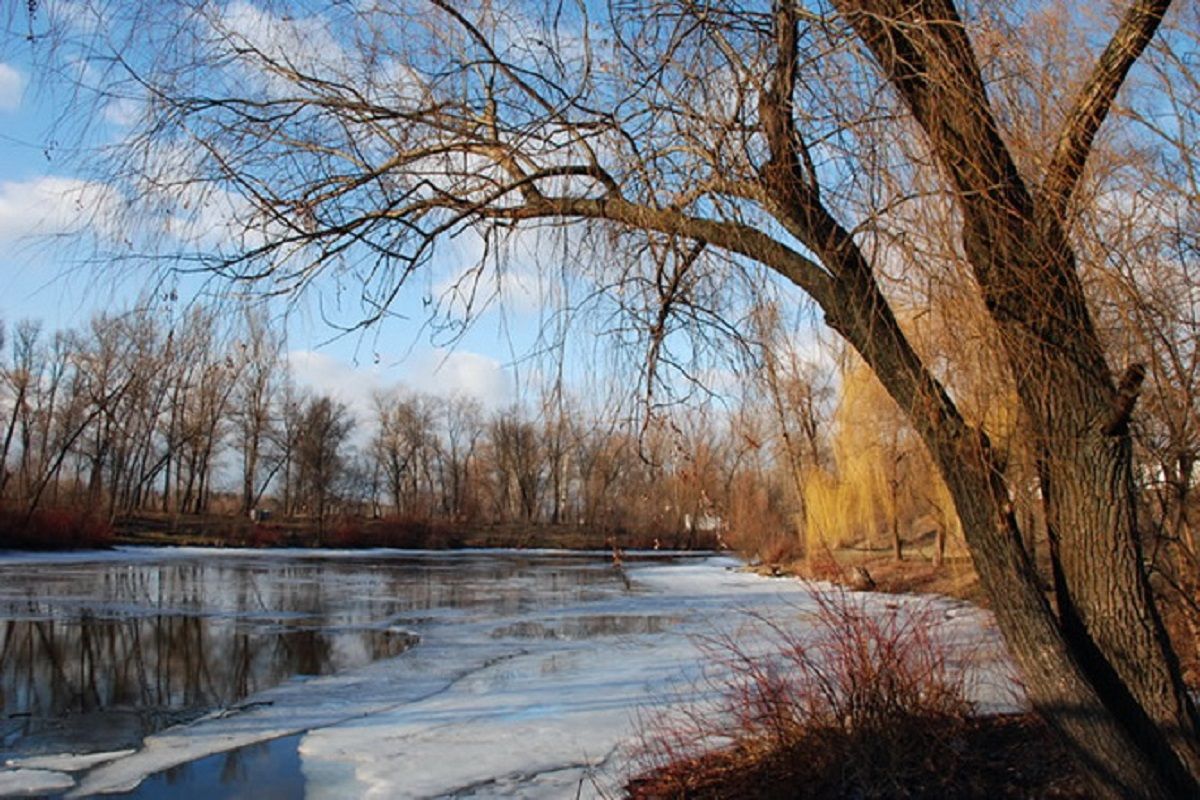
[627,590,1084,799]
[758,541,985,607]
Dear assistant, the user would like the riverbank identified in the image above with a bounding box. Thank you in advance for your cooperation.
[754,548,986,605]
[627,710,1087,799]
[625,551,1092,799]
[109,512,720,552]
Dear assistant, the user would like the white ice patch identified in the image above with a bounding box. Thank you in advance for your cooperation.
[0,768,76,797]
[5,749,135,772]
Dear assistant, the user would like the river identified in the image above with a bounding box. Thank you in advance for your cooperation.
[0,547,1015,798]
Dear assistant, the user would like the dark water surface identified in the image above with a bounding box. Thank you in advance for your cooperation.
[106,733,306,800]
[0,549,633,762]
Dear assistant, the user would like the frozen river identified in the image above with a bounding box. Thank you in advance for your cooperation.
[0,548,1018,798]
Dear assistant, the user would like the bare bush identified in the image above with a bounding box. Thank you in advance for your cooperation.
[630,592,978,798]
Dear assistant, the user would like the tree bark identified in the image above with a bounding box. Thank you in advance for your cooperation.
[835,0,1200,794]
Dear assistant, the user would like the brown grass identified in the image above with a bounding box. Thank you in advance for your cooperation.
[760,544,986,607]
[111,511,727,552]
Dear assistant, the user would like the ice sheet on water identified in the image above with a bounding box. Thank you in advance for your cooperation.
[5,749,135,772]
[62,634,527,797]
[0,554,1020,799]
[290,563,1018,799]
[0,768,75,797]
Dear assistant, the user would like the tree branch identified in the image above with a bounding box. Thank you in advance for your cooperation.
[1043,0,1173,217]
[477,193,838,309]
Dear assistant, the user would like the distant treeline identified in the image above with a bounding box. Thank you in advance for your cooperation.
[0,292,1195,568]
[0,306,779,547]
[0,302,984,560]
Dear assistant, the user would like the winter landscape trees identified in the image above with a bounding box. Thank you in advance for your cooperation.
[7,0,1200,795]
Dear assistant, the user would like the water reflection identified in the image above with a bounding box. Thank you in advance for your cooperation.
[107,733,307,800]
[0,613,414,755]
[0,552,631,759]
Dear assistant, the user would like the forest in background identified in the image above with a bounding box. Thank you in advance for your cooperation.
[0,235,1195,584]
[0,297,952,557]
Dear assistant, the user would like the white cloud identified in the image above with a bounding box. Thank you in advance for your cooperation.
[215,2,350,96]
[287,350,383,426]
[0,176,119,244]
[436,260,546,319]
[0,63,25,112]
[287,347,513,427]
[433,227,576,321]
[407,349,512,406]
[102,97,142,127]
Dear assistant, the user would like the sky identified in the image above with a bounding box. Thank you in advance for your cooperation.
[0,1,820,428]
[0,12,546,419]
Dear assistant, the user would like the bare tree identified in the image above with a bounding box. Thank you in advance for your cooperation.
[372,390,437,517]
[749,302,835,562]
[22,0,1200,792]
[435,394,483,521]
[294,394,354,529]
[232,309,284,515]
[0,321,34,500]
[571,411,632,532]
[488,406,545,523]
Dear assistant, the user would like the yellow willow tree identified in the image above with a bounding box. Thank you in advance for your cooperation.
[19,0,1200,794]
[802,360,957,563]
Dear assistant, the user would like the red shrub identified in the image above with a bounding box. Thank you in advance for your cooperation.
[629,590,977,799]
[0,507,115,550]
[322,516,464,549]
[247,523,285,548]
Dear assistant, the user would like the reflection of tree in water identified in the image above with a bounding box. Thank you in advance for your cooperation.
[219,740,251,785]
[0,562,416,750]
[276,628,332,677]
[0,554,618,754]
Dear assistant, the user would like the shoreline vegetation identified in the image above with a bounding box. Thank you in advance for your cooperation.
[624,561,1092,799]
[0,509,727,553]
[111,512,720,552]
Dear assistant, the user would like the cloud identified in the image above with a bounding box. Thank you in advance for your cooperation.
[406,349,513,406]
[102,96,143,127]
[432,226,581,321]
[287,347,513,427]
[0,176,120,244]
[215,2,350,97]
[0,169,269,260]
[0,63,24,112]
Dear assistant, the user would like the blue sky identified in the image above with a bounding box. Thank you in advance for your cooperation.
[0,28,547,418]
[0,1,796,425]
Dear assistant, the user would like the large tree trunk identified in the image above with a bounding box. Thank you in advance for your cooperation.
[825,248,1196,798]
[833,1,1200,795]
[1028,346,1200,791]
